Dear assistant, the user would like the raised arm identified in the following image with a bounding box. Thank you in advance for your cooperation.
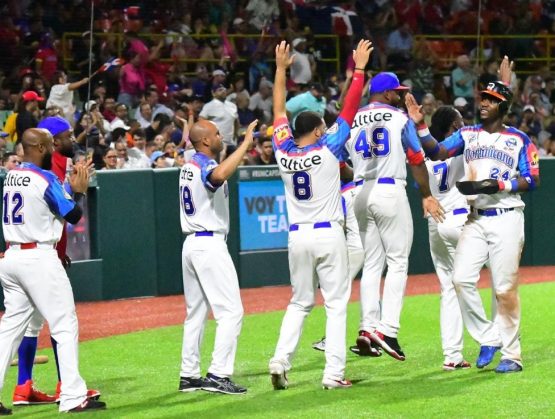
[338,40,373,125]
[498,55,514,86]
[273,41,295,121]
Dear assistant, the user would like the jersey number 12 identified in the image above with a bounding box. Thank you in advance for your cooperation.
[3,191,24,225]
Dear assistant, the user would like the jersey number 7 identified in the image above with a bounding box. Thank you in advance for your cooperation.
[354,127,391,159]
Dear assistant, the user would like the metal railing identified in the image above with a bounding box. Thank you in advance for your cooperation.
[414,34,555,74]
[61,32,341,76]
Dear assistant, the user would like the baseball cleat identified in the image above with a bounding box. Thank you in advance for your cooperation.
[179,376,207,392]
[269,361,289,390]
[12,380,57,405]
[355,330,383,357]
[202,373,247,395]
[369,330,405,361]
[67,399,106,413]
[476,345,501,369]
[443,360,472,371]
[350,340,382,357]
[322,378,352,389]
[55,382,101,403]
[0,402,12,416]
[495,359,523,373]
[312,336,326,352]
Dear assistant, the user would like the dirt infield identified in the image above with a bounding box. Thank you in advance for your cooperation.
[17,265,555,349]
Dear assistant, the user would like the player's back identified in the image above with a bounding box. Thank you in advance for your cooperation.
[273,117,347,225]
[179,152,229,234]
[2,163,68,244]
[425,155,468,213]
[347,102,421,182]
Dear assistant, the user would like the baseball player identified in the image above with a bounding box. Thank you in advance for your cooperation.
[405,74,540,373]
[346,72,444,361]
[0,128,106,413]
[268,39,372,390]
[311,177,365,353]
[10,117,100,406]
[179,119,258,395]
[425,106,472,371]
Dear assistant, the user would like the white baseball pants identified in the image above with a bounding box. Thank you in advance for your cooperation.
[271,223,350,381]
[354,180,413,338]
[0,248,87,411]
[344,188,364,280]
[428,211,468,364]
[452,209,524,362]
[180,234,243,379]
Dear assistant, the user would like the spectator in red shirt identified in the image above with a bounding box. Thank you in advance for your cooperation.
[34,34,59,83]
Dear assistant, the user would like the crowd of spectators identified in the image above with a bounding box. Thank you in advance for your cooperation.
[2,0,555,175]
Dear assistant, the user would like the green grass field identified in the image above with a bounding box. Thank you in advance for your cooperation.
[2,282,555,418]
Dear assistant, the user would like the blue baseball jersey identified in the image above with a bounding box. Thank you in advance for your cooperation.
[2,162,76,243]
[179,152,229,234]
[441,125,540,209]
[272,115,352,225]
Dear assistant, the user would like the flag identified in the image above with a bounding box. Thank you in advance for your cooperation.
[99,57,124,72]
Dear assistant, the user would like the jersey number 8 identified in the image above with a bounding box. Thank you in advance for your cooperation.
[354,127,391,159]
[292,171,312,201]
[2,191,24,225]
[180,186,196,215]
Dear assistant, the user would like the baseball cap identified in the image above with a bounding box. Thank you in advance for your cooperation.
[292,37,306,48]
[369,72,410,95]
[22,91,45,102]
[212,83,227,92]
[480,81,513,102]
[212,69,226,78]
[259,79,273,89]
[84,100,97,112]
[453,97,468,107]
[111,119,131,130]
[0,131,8,138]
[150,150,165,164]
[38,116,71,137]
[523,104,535,113]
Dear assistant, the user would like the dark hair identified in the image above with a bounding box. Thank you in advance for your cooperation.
[134,128,146,139]
[153,113,171,131]
[294,111,323,137]
[430,106,460,141]
[2,152,16,164]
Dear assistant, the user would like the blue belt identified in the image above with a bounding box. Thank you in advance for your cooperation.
[471,207,515,217]
[289,221,332,232]
[195,231,214,237]
[377,177,395,184]
[355,180,364,186]
[452,208,469,216]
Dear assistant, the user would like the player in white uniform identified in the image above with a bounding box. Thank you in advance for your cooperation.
[346,72,444,361]
[425,106,472,371]
[311,178,365,353]
[268,40,372,390]
[406,78,540,373]
[0,128,105,414]
[178,119,258,395]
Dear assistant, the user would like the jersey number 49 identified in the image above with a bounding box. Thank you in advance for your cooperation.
[354,127,391,159]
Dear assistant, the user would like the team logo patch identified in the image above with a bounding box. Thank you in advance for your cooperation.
[504,137,517,150]
[531,151,539,166]
[274,125,291,144]
[326,123,339,134]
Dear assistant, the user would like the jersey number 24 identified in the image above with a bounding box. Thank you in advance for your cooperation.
[354,127,391,158]
[3,191,24,224]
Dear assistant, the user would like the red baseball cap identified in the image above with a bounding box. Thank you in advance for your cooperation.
[22,91,45,102]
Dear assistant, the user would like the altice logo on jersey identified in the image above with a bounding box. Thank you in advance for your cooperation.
[464,146,514,168]
[279,155,322,172]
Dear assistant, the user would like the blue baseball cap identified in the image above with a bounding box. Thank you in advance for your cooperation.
[150,150,165,164]
[0,131,8,138]
[38,116,71,137]
[369,72,410,95]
